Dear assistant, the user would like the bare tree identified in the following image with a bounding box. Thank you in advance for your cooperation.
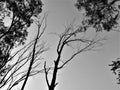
[44,22,106,90]
[0,14,48,90]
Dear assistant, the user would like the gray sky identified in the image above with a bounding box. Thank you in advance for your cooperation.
[25,0,120,90]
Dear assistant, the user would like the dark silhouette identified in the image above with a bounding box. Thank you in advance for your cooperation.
[0,0,119,89]
[43,0,120,90]
[0,0,43,70]
[21,14,48,90]
[0,0,46,90]
[75,0,120,32]
[0,15,48,90]
[44,22,106,90]
[109,58,120,84]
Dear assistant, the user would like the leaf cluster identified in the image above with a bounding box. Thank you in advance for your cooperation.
[0,0,43,74]
[109,58,120,84]
[75,0,120,31]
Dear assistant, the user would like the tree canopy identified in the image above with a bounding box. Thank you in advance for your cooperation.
[0,0,43,77]
[75,0,120,31]
[109,58,120,84]
[75,0,120,85]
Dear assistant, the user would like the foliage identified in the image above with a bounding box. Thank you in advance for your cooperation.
[0,0,43,72]
[0,14,48,90]
[109,58,120,84]
[75,0,120,85]
[75,0,120,32]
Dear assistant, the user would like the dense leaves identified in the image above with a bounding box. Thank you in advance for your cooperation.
[109,58,120,84]
[0,0,43,73]
[75,0,120,31]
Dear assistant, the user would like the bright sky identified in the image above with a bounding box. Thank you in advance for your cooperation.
[23,0,120,90]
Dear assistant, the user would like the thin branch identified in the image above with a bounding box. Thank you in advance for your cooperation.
[21,13,47,90]
[44,61,50,87]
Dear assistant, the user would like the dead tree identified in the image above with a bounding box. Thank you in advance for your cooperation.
[44,22,106,90]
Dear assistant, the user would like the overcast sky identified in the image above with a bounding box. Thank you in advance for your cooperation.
[24,0,120,90]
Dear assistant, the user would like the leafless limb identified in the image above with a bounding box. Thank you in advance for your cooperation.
[21,13,48,90]
[0,13,48,90]
[44,61,50,87]
[44,22,106,90]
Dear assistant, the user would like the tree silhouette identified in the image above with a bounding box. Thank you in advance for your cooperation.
[42,0,120,90]
[0,0,43,70]
[44,21,106,90]
[21,14,48,90]
[0,14,48,90]
[0,0,47,90]
[0,0,119,89]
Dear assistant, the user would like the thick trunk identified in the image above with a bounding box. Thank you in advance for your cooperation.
[48,54,61,90]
